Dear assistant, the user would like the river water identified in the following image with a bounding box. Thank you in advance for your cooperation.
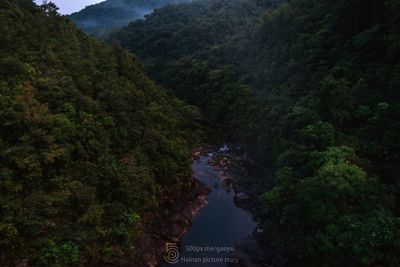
[162,148,257,266]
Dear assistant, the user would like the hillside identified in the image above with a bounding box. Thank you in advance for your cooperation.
[68,0,192,36]
[0,0,200,265]
[111,0,400,266]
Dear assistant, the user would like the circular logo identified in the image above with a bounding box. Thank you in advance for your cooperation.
[164,243,180,264]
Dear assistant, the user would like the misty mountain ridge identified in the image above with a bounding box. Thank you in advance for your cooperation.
[69,0,192,36]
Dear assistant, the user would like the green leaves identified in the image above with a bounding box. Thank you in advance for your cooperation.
[266,148,400,266]
[4,0,396,265]
[0,1,197,265]
[110,1,400,264]
[38,241,79,267]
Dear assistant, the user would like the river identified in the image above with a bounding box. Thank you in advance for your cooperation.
[161,146,257,266]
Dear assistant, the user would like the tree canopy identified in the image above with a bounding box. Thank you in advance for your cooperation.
[0,0,199,265]
[110,0,400,265]
[68,0,192,36]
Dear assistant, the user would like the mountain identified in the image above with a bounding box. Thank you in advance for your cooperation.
[111,0,400,266]
[2,0,400,266]
[68,0,192,36]
[0,0,200,265]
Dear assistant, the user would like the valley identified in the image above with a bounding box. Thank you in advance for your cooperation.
[1,0,400,266]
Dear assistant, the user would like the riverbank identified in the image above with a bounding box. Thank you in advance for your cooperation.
[163,146,257,267]
[136,178,212,266]
[202,143,279,267]
[138,142,272,267]
[193,144,276,267]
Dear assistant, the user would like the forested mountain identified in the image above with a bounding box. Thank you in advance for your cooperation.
[111,0,400,266]
[0,0,199,265]
[68,0,192,36]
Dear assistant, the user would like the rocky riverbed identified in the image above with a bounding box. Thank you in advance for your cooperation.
[193,144,273,267]
[200,144,283,267]
[139,143,274,267]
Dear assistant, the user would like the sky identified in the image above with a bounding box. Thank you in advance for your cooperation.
[33,0,105,15]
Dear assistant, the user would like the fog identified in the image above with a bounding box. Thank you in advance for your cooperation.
[69,0,192,35]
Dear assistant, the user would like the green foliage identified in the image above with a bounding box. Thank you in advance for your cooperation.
[68,0,192,36]
[38,241,79,267]
[265,149,400,266]
[110,0,400,265]
[0,0,200,265]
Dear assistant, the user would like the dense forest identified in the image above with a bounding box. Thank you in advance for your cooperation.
[68,0,192,36]
[0,0,201,265]
[111,0,400,266]
[2,0,400,266]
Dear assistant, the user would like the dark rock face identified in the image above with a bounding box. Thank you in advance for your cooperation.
[136,180,211,267]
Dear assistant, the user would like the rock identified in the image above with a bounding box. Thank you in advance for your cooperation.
[213,166,221,171]
[221,176,234,184]
[219,144,229,152]
[193,151,201,159]
[202,186,213,195]
[16,259,29,267]
[135,178,213,267]
[235,192,251,201]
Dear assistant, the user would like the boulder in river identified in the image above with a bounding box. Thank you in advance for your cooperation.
[221,175,234,185]
[193,151,201,159]
[235,192,251,201]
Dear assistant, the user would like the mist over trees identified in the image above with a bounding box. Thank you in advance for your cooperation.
[68,0,193,36]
